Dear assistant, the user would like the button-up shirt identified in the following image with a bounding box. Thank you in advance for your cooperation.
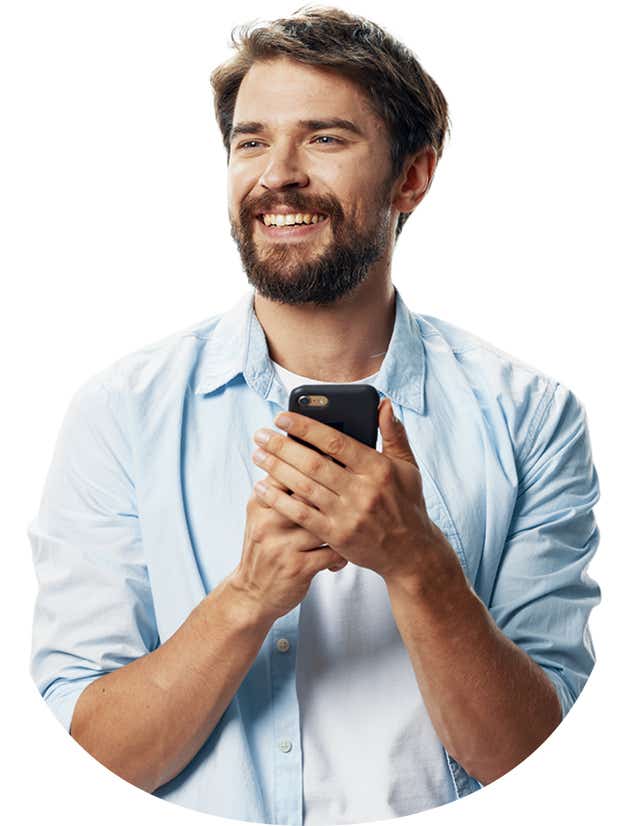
[271,360,459,823]
[29,285,601,825]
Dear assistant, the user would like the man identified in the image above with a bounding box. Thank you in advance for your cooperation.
[29,6,601,825]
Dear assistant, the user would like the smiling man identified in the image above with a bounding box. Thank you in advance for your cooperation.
[29,6,601,826]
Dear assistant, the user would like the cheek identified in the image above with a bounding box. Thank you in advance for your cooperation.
[228,166,255,212]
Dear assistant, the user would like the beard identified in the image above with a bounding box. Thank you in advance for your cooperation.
[229,184,393,307]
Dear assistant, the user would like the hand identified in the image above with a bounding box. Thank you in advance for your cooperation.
[232,475,348,625]
[251,398,452,583]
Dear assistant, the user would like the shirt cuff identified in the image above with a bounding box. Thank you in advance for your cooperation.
[41,675,102,734]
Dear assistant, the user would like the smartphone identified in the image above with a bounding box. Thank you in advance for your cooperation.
[287,384,380,468]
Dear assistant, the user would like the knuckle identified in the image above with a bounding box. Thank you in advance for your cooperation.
[294,501,311,526]
[297,477,315,498]
[296,419,310,439]
[325,433,345,457]
[364,488,383,513]
[249,523,267,544]
[306,454,323,477]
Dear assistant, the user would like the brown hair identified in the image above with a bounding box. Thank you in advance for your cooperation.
[210,5,451,240]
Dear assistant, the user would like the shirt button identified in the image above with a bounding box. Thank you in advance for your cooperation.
[276,637,290,652]
[279,739,293,753]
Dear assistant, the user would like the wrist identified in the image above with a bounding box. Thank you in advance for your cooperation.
[383,526,466,602]
[218,569,278,631]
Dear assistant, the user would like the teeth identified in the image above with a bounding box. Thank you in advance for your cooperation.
[261,213,326,227]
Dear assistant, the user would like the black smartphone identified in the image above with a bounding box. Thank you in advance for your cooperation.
[287,384,380,468]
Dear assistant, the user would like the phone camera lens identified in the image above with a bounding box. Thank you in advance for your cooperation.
[299,396,309,406]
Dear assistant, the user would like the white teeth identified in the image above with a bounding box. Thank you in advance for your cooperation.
[261,213,326,227]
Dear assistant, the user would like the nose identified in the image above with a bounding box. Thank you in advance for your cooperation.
[258,143,309,191]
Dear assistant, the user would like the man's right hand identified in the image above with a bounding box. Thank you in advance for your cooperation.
[231,477,348,624]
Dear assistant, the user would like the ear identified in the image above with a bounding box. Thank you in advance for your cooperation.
[392,146,438,215]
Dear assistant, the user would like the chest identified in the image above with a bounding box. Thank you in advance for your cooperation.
[134,381,518,640]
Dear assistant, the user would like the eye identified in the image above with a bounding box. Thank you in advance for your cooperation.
[312,135,343,145]
[237,140,264,150]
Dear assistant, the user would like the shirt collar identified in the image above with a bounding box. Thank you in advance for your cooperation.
[193,285,426,414]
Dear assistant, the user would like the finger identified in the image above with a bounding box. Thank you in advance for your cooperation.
[253,428,351,497]
[253,447,339,514]
[256,477,328,551]
[303,547,348,578]
[254,478,331,542]
[255,476,327,548]
[272,412,377,475]
[256,474,309,500]
[257,473,318,509]
[252,473,291,510]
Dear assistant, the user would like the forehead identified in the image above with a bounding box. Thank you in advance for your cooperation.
[232,57,383,134]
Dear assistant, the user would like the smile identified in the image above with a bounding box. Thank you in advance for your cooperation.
[261,212,327,227]
[255,215,329,240]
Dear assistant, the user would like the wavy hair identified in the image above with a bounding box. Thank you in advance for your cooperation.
[210,5,451,239]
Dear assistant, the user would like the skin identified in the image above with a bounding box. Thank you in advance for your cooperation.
[229,56,562,784]
[248,405,563,785]
[227,56,436,382]
[70,55,561,795]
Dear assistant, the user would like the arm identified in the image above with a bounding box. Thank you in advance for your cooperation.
[71,574,272,793]
[28,377,272,793]
[384,382,601,785]
[384,541,562,785]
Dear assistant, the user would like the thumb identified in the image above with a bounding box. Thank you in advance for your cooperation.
[378,398,418,466]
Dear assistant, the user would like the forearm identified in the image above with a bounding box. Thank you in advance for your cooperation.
[70,573,275,793]
[384,533,563,785]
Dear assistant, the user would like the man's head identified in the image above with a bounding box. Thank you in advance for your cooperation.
[210,5,450,306]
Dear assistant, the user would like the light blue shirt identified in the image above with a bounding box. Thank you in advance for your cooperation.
[29,285,601,824]
[272,360,458,823]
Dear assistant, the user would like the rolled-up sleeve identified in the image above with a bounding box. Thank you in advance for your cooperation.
[28,376,159,733]
[488,382,601,719]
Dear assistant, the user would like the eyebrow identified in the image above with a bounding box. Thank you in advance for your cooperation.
[229,118,364,144]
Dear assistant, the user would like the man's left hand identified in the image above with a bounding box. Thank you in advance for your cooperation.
[251,398,452,581]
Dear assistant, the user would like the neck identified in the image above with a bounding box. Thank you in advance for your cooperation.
[253,276,396,383]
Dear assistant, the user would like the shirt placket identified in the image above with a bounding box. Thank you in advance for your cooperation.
[270,607,303,826]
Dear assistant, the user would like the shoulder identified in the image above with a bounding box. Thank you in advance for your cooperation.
[414,311,574,458]
[416,310,560,383]
[74,311,225,404]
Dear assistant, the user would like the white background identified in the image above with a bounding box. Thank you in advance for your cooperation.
[2,0,618,823]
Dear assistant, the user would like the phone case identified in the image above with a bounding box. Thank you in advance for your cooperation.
[288,384,380,468]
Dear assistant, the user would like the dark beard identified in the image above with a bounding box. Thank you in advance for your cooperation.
[229,188,392,307]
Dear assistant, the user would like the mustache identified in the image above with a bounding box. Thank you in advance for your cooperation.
[240,193,344,221]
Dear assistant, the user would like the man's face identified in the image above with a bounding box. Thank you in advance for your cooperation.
[227,57,398,306]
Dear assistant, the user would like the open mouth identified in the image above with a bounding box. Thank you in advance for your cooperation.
[255,212,329,239]
[258,211,328,226]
